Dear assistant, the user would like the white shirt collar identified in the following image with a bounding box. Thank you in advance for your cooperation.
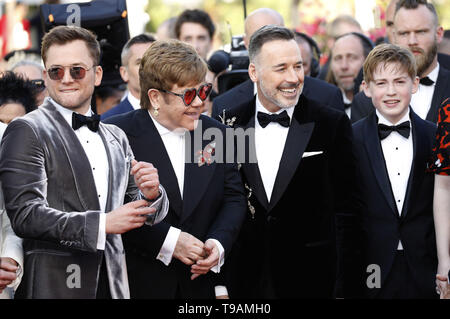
[376,108,410,126]
[255,94,295,120]
[48,97,93,127]
[425,63,439,83]
[147,111,187,137]
[127,92,141,110]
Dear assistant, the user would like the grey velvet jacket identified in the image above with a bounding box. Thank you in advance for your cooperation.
[0,101,168,299]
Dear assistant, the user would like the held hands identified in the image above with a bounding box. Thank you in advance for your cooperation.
[172,234,220,280]
[436,273,450,299]
[0,257,18,293]
[131,160,160,200]
[190,239,219,280]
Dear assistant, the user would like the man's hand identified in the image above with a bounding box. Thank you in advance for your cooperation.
[436,274,450,299]
[106,200,155,234]
[191,239,219,280]
[131,160,160,200]
[173,232,205,266]
[0,257,18,293]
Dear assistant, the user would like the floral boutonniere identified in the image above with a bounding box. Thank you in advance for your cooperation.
[244,183,256,219]
[196,142,216,167]
[218,110,236,127]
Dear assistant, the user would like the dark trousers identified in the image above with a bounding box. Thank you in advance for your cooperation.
[377,250,426,299]
[96,258,111,299]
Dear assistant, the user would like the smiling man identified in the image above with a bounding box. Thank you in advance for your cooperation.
[0,26,168,299]
[103,39,246,299]
[219,25,363,299]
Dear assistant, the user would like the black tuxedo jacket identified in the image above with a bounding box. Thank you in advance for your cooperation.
[218,95,363,299]
[352,66,450,123]
[104,110,246,298]
[211,77,345,119]
[352,110,437,298]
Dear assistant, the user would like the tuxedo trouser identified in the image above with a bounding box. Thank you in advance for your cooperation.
[96,258,112,299]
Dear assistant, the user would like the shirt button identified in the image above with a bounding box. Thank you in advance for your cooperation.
[398,173,400,175]
[398,200,401,202]
[93,167,95,170]
[98,195,101,198]
[396,147,398,150]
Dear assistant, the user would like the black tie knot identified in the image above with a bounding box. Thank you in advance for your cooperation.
[419,76,434,86]
[378,121,410,140]
[257,110,290,128]
[72,112,100,132]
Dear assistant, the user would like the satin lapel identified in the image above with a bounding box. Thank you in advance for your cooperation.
[40,102,99,211]
[240,115,269,210]
[181,126,217,224]
[400,112,427,219]
[97,124,125,213]
[134,113,183,217]
[268,117,314,212]
[363,112,398,217]
[428,68,450,122]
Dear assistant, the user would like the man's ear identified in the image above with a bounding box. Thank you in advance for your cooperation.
[362,80,372,98]
[147,88,160,108]
[411,76,419,94]
[94,65,103,87]
[119,66,129,83]
[248,62,258,83]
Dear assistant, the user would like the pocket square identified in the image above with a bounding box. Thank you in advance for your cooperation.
[302,151,323,158]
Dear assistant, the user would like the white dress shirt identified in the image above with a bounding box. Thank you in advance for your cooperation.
[255,96,295,202]
[410,64,439,120]
[376,109,413,250]
[343,91,352,119]
[51,98,109,250]
[127,92,141,110]
[148,112,225,275]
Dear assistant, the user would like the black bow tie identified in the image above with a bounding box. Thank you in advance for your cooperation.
[72,112,100,132]
[344,102,352,110]
[378,121,410,140]
[257,110,290,128]
[419,76,434,86]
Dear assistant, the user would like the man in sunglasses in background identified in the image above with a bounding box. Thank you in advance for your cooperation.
[0,25,169,299]
[104,39,246,299]
[10,60,48,106]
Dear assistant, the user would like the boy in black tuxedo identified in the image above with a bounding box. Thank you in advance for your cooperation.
[353,43,438,298]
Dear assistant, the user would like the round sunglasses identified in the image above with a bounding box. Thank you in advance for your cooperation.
[159,83,213,106]
[46,65,95,81]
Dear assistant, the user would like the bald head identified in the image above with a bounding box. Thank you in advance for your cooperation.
[244,8,284,48]
[386,0,399,43]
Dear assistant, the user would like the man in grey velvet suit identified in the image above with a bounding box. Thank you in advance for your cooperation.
[0,26,169,299]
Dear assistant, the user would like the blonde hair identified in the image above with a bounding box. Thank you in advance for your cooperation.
[139,39,207,110]
[363,43,416,83]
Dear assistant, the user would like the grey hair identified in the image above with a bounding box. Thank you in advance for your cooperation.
[248,25,295,63]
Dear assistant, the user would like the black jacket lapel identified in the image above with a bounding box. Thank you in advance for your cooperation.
[268,117,314,212]
[231,99,270,210]
[128,111,183,217]
[181,120,217,224]
[363,112,398,218]
[427,67,450,123]
[240,115,269,210]
[400,111,428,219]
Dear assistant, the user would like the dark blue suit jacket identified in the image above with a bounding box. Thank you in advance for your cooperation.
[352,110,437,298]
[100,96,134,120]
